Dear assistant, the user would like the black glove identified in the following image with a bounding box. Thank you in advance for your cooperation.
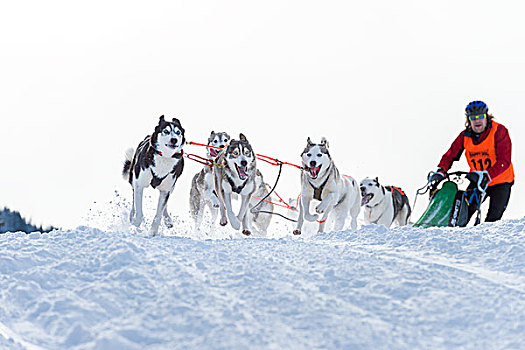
[428,169,446,183]
[466,171,489,188]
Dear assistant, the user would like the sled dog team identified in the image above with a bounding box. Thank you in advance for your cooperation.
[123,116,411,235]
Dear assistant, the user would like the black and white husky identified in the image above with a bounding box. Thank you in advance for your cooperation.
[359,177,411,227]
[189,131,230,230]
[213,133,258,236]
[293,137,360,235]
[122,116,185,235]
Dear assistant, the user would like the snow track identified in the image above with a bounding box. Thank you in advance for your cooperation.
[0,219,524,349]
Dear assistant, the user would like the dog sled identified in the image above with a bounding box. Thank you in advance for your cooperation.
[413,171,490,228]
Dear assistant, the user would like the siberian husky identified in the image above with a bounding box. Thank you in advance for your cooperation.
[293,137,360,235]
[359,177,411,227]
[189,131,230,230]
[213,133,258,235]
[122,116,185,235]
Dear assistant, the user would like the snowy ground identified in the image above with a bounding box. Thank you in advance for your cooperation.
[0,198,524,349]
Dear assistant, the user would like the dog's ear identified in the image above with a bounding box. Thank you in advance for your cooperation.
[207,131,215,144]
[159,115,165,123]
[172,117,180,125]
[239,133,247,142]
[307,137,314,146]
[320,137,329,149]
[374,177,379,184]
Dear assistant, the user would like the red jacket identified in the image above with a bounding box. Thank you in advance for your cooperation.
[437,120,513,182]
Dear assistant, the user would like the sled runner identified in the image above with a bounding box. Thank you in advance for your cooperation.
[413,171,490,228]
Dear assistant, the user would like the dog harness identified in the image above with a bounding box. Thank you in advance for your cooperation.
[385,186,405,196]
[312,176,330,201]
[150,156,185,189]
[225,174,248,194]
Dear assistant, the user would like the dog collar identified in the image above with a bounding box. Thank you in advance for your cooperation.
[365,196,384,209]
[366,201,380,209]
[153,149,184,159]
[173,150,184,159]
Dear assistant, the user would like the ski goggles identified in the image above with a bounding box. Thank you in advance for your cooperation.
[468,113,487,121]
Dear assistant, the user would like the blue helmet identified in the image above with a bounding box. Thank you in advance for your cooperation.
[465,101,488,116]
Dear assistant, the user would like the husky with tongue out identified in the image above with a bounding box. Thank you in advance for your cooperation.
[189,131,230,230]
[213,133,258,235]
[293,137,360,235]
[359,177,411,227]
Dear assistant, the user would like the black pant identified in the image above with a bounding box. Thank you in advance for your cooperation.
[467,182,513,223]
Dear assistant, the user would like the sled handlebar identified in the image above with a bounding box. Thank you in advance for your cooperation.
[471,170,491,193]
[422,170,491,193]
[446,171,491,192]
[446,171,469,178]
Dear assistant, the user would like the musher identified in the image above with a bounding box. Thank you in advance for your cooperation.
[428,100,514,223]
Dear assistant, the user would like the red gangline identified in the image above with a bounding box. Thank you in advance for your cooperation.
[187,141,303,169]
[186,153,213,167]
[251,196,296,210]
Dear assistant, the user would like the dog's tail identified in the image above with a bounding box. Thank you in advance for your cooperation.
[122,148,134,180]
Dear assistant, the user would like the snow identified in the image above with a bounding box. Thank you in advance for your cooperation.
[0,205,524,349]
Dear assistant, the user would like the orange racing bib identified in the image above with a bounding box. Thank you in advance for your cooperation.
[463,121,514,186]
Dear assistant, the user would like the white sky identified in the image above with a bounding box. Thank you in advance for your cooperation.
[1,0,523,229]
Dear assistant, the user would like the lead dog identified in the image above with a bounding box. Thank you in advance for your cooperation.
[213,133,258,235]
[122,116,185,235]
[359,177,411,227]
[189,131,230,230]
[293,137,360,235]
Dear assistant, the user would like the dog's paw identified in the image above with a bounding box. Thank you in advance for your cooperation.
[315,205,325,214]
[213,204,220,208]
[293,229,302,235]
[164,217,174,229]
[220,218,228,226]
[149,227,159,236]
[242,229,251,236]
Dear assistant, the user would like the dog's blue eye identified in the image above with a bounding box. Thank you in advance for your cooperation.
[175,130,181,135]
[163,130,170,135]
[317,154,322,157]
[307,153,311,157]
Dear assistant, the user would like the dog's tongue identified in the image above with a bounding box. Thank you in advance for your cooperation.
[210,149,219,157]
[309,166,320,177]
[361,194,373,206]
[238,166,248,178]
